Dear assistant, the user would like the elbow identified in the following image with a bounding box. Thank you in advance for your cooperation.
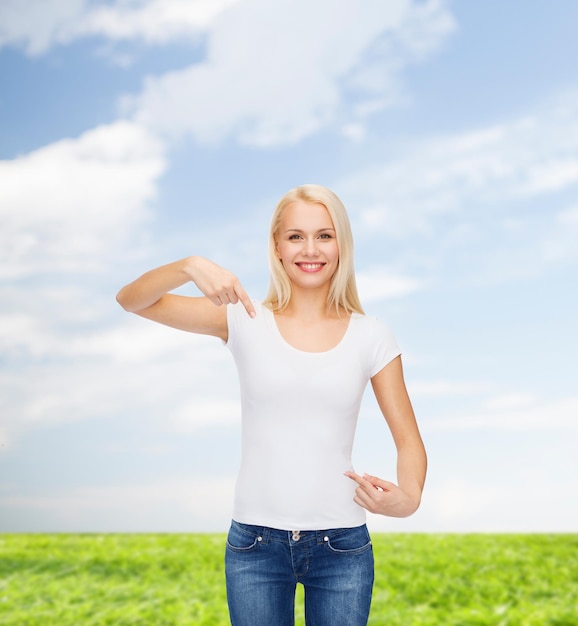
[409,493,423,517]
[116,288,136,312]
[115,287,159,314]
[406,485,424,517]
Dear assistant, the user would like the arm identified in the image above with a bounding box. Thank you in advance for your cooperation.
[345,355,427,518]
[115,255,255,341]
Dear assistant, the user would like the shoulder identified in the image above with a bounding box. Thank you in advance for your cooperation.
[226,299,267,336]
[351,312,395,337]
[350,312,401,375]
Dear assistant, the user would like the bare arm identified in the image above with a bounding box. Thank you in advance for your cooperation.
[345,355,427,518]
[116,256,255,340]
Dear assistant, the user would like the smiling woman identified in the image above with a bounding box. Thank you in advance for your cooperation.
[116,184,427,626]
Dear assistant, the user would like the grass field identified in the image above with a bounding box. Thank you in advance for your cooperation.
[1,533,577,625]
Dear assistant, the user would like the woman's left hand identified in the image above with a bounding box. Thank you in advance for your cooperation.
[344,471,421,518]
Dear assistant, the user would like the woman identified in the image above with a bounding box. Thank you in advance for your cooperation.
[116,184,426,626]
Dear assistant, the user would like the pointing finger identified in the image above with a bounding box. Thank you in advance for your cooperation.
[344,471,364,485]
[363,474,394,492]
[234,284,256,318]
[344,471,375,494]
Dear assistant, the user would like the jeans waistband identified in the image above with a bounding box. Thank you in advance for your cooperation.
[231,520,367,546]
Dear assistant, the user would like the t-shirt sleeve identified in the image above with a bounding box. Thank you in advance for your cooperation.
[369,317,401,377]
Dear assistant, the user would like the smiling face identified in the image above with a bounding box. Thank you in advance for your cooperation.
[275,200,339,294]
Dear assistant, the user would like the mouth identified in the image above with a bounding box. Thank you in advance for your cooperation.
[295,262,326,273]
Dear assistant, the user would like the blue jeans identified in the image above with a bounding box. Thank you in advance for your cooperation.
[225,520,374,626]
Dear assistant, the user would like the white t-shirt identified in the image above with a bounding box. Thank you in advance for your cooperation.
[225,300,401,530]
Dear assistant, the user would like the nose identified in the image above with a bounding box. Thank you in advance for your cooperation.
[303,236,319,256]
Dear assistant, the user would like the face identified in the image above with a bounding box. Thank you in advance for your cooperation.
[275,200,339,293]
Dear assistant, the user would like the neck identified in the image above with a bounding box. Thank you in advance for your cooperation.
[281,287,336,320]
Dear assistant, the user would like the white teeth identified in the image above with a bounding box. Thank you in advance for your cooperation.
[300,263,322,269]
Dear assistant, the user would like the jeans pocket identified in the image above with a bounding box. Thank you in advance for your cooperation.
[226,521,261,553]
[324,525,373,555]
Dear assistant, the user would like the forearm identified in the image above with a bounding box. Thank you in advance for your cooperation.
[116,256,197,312]
[396,438,427,505]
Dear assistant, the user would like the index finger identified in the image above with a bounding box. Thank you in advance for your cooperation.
[362,474,394,492]
[345,471,384,495]
[344,471,370,487]
[234,284,256,318]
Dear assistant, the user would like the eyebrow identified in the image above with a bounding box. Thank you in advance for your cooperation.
[284,228,336,234]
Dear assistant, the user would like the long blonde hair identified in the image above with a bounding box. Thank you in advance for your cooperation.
[263,184,364,315]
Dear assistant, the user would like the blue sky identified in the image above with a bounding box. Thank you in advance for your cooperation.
[1,0,577,533]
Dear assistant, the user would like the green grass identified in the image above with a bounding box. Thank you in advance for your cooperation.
[1,534,577,625]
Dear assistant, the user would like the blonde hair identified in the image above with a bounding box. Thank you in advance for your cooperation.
[263,184,364,315]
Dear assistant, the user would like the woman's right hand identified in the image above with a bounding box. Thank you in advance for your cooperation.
[187,256,255,317]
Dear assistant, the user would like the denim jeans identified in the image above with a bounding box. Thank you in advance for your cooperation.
[225,520,374,626]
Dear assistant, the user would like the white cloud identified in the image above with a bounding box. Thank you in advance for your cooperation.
[518,158,578,195]
[0,0,84,55]
[0,0,239,55]
[1,1,456,146]
[558,206,578,225]
[77,0,240,43]
[0,476,236,531]
[342,94,578,239]
[410,380,495,397]
[427,396,578,432]
[64,320,223,363]
[380,478,578,533]
[0,120,165,278]
[0,314,39,356]
[0,317,235,439]
[341,123,367,143]
[356,266,422,301]
[483,392,536,411]
[129,0,455,146]
[540,204,578,264]
[367,460,578,533]
[419,480,497,529]
[169,399,241,433]
[0,309,215,362]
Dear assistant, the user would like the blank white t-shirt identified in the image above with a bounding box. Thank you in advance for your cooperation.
[225,300,401,530]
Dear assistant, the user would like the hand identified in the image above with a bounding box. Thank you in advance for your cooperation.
[344,471,421,518]
[188,256,255,317]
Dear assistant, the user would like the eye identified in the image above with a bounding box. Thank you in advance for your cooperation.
[288,234,302,240]
[319,232,334,239]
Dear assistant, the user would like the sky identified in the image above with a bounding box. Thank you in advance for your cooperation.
[1,0,577,534]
